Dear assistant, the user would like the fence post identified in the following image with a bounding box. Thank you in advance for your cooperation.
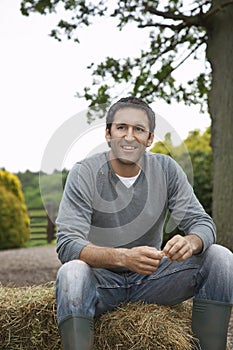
[46,204,56,243]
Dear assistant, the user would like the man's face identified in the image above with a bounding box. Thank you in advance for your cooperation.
[105,107,154,168]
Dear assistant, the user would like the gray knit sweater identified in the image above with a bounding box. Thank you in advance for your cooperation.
[56,151,216,264]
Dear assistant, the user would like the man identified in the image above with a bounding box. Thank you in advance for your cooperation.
[56,97,233,350]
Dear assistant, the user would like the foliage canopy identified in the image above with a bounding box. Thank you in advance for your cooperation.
[151,127,212,215]
[20,0,214,111]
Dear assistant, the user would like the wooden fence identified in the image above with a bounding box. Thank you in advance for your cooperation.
[28,204,57,243]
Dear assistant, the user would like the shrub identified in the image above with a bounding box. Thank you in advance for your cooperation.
[151,128,213,214]
[0,170,24,201]
[0,170,30,249]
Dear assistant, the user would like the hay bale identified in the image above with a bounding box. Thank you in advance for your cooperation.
[0,283,59,350]
[95,302,195,350]
[0,283,195,350]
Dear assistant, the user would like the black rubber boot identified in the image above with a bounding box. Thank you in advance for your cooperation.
[192,298,232,350]
[59,315,94,350]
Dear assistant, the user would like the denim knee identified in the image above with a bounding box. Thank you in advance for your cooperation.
[197,244,233,302]
[56,259,92,287]
[56,260,97,322]
[205,244,233,273]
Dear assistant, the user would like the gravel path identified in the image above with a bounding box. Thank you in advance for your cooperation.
[0,246,61,287]
[0,246,232,349]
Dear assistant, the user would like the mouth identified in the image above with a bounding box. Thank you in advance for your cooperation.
[121,145,138,151]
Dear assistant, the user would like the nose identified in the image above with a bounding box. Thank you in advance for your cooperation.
[124,126,135,141]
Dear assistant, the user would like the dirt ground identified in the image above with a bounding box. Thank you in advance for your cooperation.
[0,246,232,349]
[0,246,61,287]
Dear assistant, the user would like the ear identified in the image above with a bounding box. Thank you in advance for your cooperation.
[147,133,154,147]
[105,127,111,144]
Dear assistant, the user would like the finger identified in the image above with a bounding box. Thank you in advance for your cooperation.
[135,255,163,274]
[143,247,165,260]
[162,241,173,256]
[172,249,193,262]
[134,256,160,271]
[169,249,188,261]
[168,246,190,261]
[163,235,181,255]
[144,256,162,266]
[163,240,184,258]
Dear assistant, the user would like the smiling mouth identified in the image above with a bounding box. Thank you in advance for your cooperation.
[121,145,137,151]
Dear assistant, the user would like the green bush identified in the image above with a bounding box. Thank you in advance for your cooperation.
[0,170,24,201]
[0,171,30,249]
[151,128,213,214]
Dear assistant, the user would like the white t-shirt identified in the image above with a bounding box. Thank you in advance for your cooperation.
[116,171,141,188]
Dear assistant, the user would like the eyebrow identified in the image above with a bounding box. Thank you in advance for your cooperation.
[113,122,149,131]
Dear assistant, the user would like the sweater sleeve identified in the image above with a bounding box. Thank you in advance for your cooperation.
[56,162,93,264]
[166,157,216,253]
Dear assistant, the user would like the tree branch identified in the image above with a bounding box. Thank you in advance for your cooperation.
[138,21,186,31]
[143,5,203,26]
[142,1,233,29]
[139,40,205,100]
[145,36,181,66]
[172,40,205,72]
[144,29,206,68]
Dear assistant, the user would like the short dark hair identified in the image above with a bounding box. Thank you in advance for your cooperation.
[106,96,156,133]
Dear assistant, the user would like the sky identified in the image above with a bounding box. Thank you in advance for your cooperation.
[0,0,211,174]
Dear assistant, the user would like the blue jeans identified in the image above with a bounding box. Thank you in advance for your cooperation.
[56,244,233,324]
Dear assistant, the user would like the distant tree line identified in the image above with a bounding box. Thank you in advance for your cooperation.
[17,169,69,209]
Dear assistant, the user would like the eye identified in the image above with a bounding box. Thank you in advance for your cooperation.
[117,125,126,130]
[135,126,145,133]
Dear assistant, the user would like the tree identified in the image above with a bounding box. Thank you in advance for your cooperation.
[183,128,213,215]
[20,0,233,249]
[151,128,213,215]
[17,169,69,209]
[150,132,173,157]
[17,170,43,207]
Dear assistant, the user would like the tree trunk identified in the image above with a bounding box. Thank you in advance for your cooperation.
[206,0,233,250]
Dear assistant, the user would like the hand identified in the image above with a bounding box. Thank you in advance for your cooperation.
[123,246,165,275]
[163,234,202,262]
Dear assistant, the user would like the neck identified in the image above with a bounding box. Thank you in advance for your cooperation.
[109,156,141,177]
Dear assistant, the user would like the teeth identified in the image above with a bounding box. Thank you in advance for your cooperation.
[122,146,135,150]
